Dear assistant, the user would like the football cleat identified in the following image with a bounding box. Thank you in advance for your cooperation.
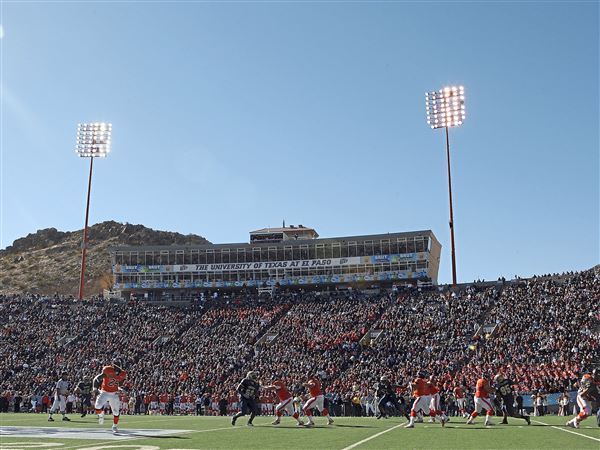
[404,423,414,428]
[327,418,334,425]
[246,422,254,427]
[111,425,118,433]
[231,416,237,426]
[62,416,71,421]
[525,416,531,425]
[47,417,54,422]
[271,419,280,425]
[566,419,580,429]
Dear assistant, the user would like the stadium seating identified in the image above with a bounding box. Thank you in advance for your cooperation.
[0,267,598,415]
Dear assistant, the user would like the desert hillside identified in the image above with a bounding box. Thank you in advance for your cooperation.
[0,221,210,296]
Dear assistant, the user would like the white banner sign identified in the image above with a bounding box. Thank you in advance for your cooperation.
[116,253,422,274]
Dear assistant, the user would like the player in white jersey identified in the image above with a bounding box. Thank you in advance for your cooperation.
[48,372,71,421]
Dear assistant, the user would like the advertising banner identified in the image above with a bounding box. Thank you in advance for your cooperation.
[113,269,429,290]
[114,253,425,274]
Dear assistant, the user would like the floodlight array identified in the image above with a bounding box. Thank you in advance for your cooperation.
[425,86,465,129]
[75,122,112,157]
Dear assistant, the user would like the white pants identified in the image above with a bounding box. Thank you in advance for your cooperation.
[303,395,325,413]
[456,398,466,410]
[430,393,441,413]
[474,396,494,414]
[275,398,295,416]
[95,391,121,416]
[50,395,66,413]
[576,395,592,416]
[411,395,431,414]
[365,402,376,416]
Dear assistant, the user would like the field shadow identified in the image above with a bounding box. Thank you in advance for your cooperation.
[120,433,190,439]
[334,424,376,428]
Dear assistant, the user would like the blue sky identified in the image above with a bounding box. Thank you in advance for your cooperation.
[1,1,598,284]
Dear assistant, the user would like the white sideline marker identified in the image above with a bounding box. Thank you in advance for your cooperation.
[532,420,600,443]
[340,422,407,450]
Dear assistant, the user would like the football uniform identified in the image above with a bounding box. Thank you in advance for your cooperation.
[454,386,466,415]
[49,379,69,414]
[94,365,127,418]
[574,374,598,419]
[231,375,261,426]
[303,377,333,425]
[410,377,431,417]
[427,381,442,417]
[376,380,401,417]
[466,378,494,425]
[494,376,530,424]
[272,380,295,417]
[76,380,93,415]
[237,377,260,415]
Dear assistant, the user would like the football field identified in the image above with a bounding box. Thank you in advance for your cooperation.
[0,413,598,450]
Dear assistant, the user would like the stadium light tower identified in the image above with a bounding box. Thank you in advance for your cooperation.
[425,86,465,286]
[75,122,112,300]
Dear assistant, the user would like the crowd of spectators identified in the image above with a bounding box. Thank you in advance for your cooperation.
[338,285,498,396]
[457,269,599,393]
[1,267,598,416]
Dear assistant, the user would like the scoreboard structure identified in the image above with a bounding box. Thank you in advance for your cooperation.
[109,225,441,299]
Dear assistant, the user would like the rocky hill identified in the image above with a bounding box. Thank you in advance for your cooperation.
[0,221,210,296]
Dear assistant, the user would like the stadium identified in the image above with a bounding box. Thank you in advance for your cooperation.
[2,2,599,450]
[1,267,599,449]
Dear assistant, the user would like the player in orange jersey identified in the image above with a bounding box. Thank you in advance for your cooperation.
[567,368,600,429]
[405,372,431,428]
[453,385,467,417]
[427,376,448,426]
[93,359,127,433]
[263,378,304,426]
[303,375,334,427]
[466,374,495,426]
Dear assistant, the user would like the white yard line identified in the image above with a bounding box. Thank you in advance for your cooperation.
[339,422,407,450]
[532,420,600,443]
[58,425,242,450]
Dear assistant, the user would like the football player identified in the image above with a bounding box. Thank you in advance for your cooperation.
[375,375,404,420]
[303,374,334,427]
[231,371,261,427]
[493,374,530,425]
[567,368,600,429]
[466,373,495,426]
[263,377,304,426]
[47,372,71,422]
[75,375,93,418]
[405,371,431,428]
[93,359,128,433]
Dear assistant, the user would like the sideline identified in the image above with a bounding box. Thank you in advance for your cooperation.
[532,420,600,443]
[339,422,407,450]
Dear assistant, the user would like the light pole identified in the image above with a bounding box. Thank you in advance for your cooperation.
[425,86,465,285]
[75,122,112,299]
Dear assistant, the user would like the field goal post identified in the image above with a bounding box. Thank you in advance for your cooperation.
[258,286,274,296]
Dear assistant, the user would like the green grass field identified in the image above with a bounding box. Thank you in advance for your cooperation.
[0,413,598,450]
